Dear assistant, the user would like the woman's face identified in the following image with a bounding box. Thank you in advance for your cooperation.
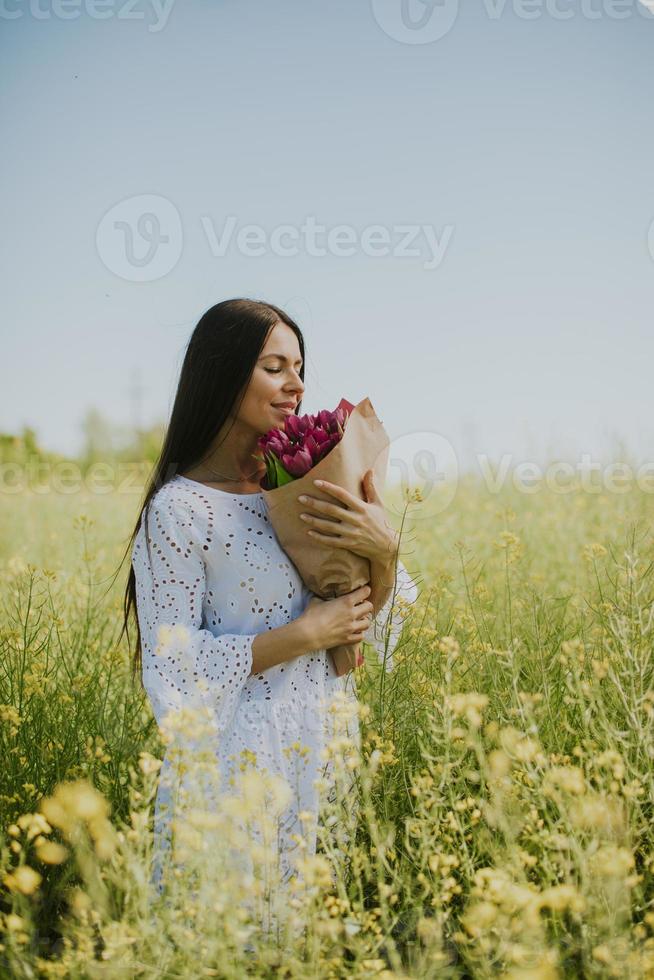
[238,320,305,434]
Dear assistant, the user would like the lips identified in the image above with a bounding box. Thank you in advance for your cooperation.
[272,402,296,411]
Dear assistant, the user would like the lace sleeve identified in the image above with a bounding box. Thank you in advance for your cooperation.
[131,493,256,745]
[362,558,419,672]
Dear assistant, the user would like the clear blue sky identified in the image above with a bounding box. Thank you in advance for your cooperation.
[3,0,653,478]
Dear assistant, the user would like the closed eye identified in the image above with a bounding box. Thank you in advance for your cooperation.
[265,368,282,374]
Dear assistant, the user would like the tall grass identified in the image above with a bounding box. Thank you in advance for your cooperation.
[1,473,653,977]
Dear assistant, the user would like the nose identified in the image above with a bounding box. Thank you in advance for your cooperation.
[285,370,304,400]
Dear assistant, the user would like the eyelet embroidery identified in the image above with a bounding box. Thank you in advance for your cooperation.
[131,473,419,896]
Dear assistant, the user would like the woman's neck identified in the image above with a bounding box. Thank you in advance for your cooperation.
[180,465,265,494]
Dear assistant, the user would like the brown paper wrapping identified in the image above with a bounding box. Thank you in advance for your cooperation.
[260,396,390,676]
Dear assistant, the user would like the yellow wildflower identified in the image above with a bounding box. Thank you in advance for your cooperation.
[3,865,42,895]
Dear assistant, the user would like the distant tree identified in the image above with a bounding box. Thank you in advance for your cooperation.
[79,408,115,466]
[0,412,166,479]
[0,426,59,465]
[78,407,166,471]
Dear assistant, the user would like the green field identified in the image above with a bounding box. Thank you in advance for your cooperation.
[1,474,654,978]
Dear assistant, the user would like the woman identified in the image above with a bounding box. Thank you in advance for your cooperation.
[121,298,419,924]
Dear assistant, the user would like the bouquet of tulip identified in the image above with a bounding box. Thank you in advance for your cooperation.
[254,396,390,677]
[258,404,350,490]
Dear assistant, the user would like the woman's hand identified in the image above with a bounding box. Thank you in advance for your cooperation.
[297,470,400,563]
[301,584,374,650]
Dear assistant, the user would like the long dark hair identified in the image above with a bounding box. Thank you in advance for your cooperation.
[116,298,305,681]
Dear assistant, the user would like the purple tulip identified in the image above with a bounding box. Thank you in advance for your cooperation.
[284,414,305,440]
[281,448,314,476]
[303,433,320,461]
[312,428,331,448]
[256,403,351,488]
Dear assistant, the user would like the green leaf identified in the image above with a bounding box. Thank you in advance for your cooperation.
[272,456,295,488]
[264,451,295,489]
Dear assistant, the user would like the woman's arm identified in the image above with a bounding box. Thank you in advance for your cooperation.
[132,493,325,737]
[249,616,316,676]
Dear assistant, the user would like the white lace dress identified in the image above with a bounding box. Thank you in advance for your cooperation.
[131,473,419,906]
